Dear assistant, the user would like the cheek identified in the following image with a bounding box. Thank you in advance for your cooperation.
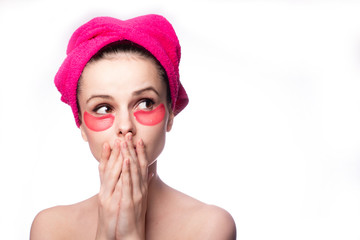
[134,104,166,126]
[141,129,166,163]
[139,119,168,163]
[83,129,112,162]
[84,112,115,132]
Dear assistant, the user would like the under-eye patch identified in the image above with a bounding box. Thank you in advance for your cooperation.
[84,112,115,131]
[134,104,165,126]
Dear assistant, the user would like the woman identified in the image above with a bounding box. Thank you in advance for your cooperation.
[30,14,236,240]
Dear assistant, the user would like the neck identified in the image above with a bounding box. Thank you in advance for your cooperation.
[146,160,168,220]
[147,159,163,205]
[148,158,158,179]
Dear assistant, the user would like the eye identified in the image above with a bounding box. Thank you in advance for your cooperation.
[94,105,112,115]
[138,99,155,111]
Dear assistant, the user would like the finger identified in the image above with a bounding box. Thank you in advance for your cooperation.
[120,158,132,205]
[130,150,143,200]
[113,158,133,228]
[121,140,142,196]
[103,140,122,197]
[124,133,141,173]
[99,142,111,184]
[125,133,137,161]
[125,134,143,185]
[120,140,140,175]
[136,139,148,182]
[120,140,132,162]
[105,139,120,171]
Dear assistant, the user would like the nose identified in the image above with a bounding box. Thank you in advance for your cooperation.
[115,109,136,137]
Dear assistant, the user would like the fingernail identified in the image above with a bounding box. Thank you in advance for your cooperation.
[127,133,132,141]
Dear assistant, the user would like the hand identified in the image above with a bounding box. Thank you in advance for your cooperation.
[115,133,152,239]
[95,133,153,240]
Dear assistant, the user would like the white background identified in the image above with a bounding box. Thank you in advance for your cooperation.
[1,0,360,239]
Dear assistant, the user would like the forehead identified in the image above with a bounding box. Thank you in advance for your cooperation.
[80,55,166,97]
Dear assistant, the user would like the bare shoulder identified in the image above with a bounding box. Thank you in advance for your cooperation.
[30,196,97,240]
[194,204,237,240]
[30,205,72,240]
[161,185,236,240]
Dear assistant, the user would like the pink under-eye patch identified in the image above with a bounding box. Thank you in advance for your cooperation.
[84,112,115,132]
[134,104,166,126]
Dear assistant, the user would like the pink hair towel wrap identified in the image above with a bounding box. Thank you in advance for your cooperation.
[55,14,189,127]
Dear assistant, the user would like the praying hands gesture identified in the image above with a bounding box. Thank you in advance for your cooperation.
[95,133,153,240]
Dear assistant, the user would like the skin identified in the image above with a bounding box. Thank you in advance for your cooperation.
[30,53,236,240]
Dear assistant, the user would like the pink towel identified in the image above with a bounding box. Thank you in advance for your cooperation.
[55,14,188,127]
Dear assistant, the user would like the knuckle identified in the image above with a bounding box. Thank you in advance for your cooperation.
[97,194,107,206]
[133,191,145,204]
[139,160,147,169]
[124,177,131,187]
[98,163,105,172]
[121,196,133,207]
[108,169,119,179]
[98,195,118,213]
[133,164,139,174]
[141,184,147,194]
[133,195,142,204]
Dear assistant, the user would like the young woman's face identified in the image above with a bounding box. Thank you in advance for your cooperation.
[78,54,174,163]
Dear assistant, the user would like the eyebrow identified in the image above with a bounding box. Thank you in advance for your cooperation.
[86,95,113,104]
[85,87,160,104]
[133,87,160,97]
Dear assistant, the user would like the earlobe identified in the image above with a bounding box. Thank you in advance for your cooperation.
[80,125,88,142]
[166,112,175,132]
